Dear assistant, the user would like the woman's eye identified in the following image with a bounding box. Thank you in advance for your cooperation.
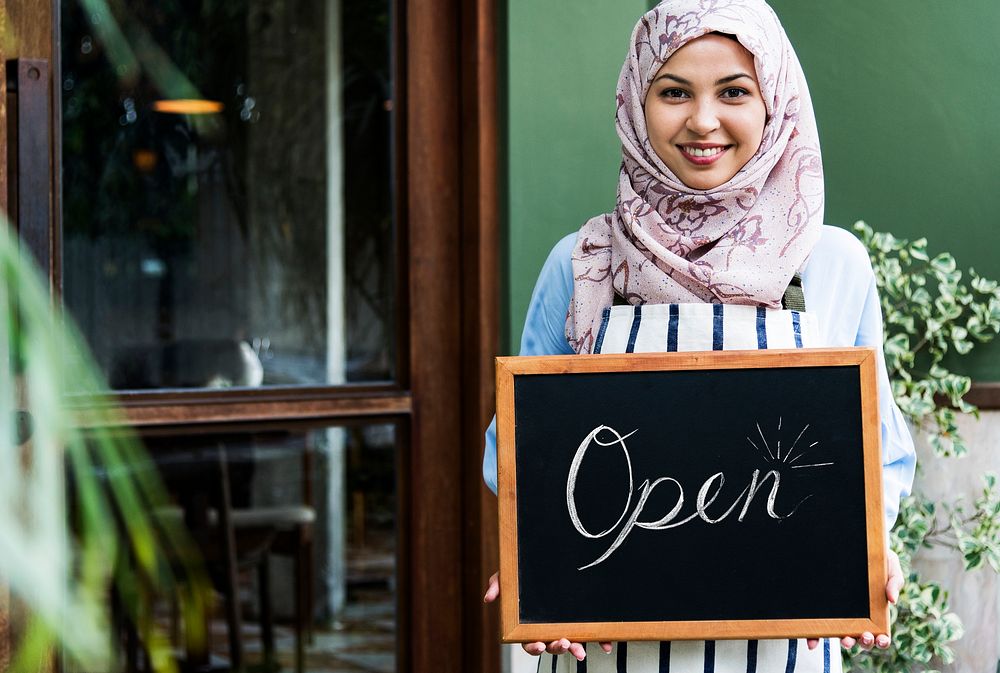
[721,87,750,99]
[659,88,689,99]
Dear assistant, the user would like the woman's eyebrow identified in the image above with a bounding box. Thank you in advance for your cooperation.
[654,73,691,85]
[652,72,754,85]
[716,73,753,85]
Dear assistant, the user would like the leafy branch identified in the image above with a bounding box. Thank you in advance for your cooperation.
[854,222,1000,457]
[846,223,1000,672]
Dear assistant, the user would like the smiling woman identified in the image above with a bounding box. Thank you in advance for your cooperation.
[643,33,767,191]
[483,0,915,670]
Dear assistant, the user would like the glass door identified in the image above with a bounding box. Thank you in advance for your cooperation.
[58,2,403,668]
[0,0,500,669]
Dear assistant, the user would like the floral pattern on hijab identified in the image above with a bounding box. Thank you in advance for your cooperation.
[566,0,823,354]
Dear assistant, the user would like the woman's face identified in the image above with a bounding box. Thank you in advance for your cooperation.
[643,34,767,191]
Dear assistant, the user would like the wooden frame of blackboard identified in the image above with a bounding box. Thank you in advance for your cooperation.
[496,347,888,643]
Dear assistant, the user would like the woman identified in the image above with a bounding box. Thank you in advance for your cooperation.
[483,0,916,670]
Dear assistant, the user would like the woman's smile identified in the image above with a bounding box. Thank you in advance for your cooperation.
[678,143,732,165]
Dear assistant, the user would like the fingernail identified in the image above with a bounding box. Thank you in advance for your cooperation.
[877,636,889,648]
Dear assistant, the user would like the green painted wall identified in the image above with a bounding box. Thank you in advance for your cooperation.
[504,1,1000,378]
[504,0,647,352]
[767,0,1000,378]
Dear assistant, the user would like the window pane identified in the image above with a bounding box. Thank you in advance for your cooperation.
[61,0,396,388]
[143,421,398,671]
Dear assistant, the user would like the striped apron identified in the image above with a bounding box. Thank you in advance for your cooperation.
[539,303,841,673]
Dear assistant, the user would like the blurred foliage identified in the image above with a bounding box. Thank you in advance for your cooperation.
[846,223,1000,672]
[0,217,211,671]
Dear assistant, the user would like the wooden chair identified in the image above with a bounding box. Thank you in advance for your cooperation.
[149,439,315,673]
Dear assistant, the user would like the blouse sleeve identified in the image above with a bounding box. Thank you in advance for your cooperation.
[482,234,577,494]
[803,226,916,530]
[856,271,917,530]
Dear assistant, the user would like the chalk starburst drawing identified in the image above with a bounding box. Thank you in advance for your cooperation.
[745,417,833,469]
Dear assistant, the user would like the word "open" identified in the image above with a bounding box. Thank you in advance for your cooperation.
[566,425,805,570]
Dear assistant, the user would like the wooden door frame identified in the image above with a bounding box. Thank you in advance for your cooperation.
[383,0,501,668]
[405,0,499,670]
[461,0,501,669]
[0,0,501,670]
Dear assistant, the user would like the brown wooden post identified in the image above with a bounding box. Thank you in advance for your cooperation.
[0,2,56,666]
[460,0,501,670]
[406,0,465,669]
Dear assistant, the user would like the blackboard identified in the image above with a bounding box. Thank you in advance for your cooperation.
[496,348,887,642]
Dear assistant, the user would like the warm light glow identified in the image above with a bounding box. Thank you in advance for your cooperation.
[132,149,158,173]
[151,99,224,115]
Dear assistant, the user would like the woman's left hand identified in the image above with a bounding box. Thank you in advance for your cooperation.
[807,549,903,651]
[484,571,612,660]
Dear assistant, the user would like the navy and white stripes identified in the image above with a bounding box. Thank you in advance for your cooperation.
[543,639,835,673]
[626,306,643,353]
[543,639,834,673]
[594,304,818,355]
[712,305,724,351]
[594,307,612,354]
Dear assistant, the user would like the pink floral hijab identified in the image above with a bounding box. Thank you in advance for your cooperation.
[566,0,824,354]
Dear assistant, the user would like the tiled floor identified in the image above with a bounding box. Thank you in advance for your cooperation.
[204,587,395,673]
[154,508,397,673]
[191,572,396,673]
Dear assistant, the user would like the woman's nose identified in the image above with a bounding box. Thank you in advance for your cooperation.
[686,102,721,136]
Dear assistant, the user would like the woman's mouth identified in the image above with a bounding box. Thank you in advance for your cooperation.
[679,145,731,165]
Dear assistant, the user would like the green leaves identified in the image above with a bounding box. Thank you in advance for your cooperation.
[845,224,1000,673]
[963,472,1000,573]
[853,221,1000,458]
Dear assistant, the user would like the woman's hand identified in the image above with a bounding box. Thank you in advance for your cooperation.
[806,549,903,651]
[484,571,612,661]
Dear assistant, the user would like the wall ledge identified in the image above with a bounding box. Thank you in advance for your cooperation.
[967,382,1000,410]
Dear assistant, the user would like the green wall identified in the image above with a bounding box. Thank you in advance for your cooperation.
[504,1,1000,378]
[768,0,1000,377]
[504,0,647,352]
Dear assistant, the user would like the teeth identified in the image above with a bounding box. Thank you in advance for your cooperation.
[685,146,725,157]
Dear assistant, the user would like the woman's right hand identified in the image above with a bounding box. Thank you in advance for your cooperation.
[483,571,612,661]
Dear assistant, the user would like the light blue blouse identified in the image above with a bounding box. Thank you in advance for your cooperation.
[483,225,916,528]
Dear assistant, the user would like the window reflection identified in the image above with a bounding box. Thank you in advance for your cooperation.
[61,0,395,389]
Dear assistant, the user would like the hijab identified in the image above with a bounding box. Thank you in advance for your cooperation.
[566,0,823,354]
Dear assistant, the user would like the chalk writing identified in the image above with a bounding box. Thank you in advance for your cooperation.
[566,424,823,570]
